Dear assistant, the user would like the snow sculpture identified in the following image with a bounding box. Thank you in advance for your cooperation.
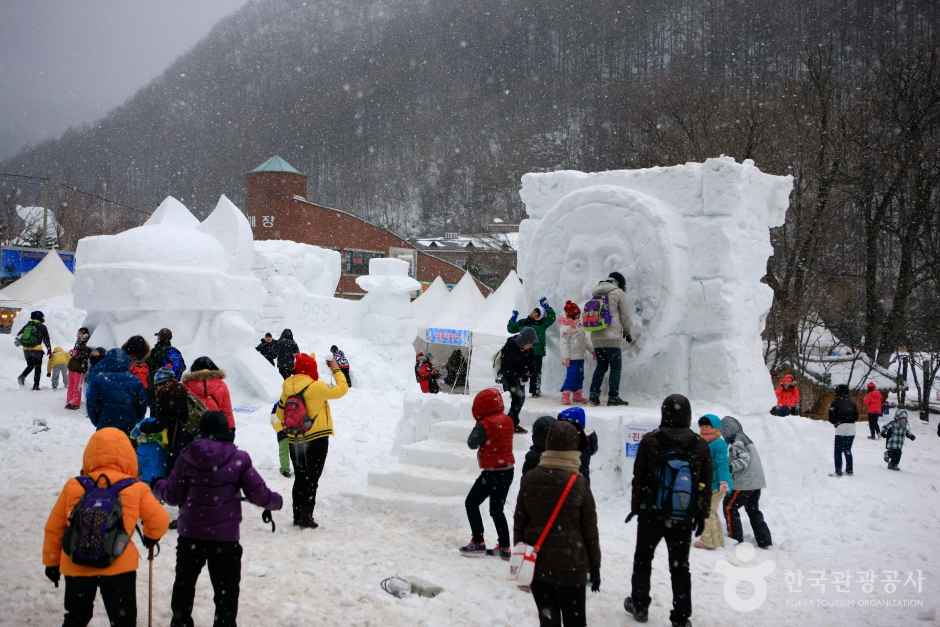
[73,195,281,398]
[252,240,342,330]
[356,258,421,389]
[517,157,792,413]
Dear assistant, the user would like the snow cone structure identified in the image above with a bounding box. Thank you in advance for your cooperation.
[73,196,280,397]
[517,157,792,413]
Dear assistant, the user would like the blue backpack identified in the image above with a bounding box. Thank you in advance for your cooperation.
[62,475,137,567]
[582,295,612,333]
[653,448,694,521]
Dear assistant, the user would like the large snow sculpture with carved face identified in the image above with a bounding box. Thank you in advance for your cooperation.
[73,196,281,398]
[517,157,793,414]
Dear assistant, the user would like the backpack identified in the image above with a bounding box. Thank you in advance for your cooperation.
[129,360,150,390]
[282,384,313,434]
[16,322,39,347]
[581,295,612,333]
[651,445,695,522]
[183,391,208,436]
[62,475,137,568]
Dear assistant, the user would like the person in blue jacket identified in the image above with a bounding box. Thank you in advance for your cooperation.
[85,348,148,435]
[695,414,733,549]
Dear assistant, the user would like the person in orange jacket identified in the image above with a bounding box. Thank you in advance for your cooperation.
[43,428,170,627]
[863,381,884,440]
[771,374,801,416]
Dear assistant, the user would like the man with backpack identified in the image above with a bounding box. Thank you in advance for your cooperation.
[146,328,186,386]
[507,298,556,397]
[584,273,632,407]
[15,310,52,390]
[43,427,170,626]
[624,394,712,627]
[272,352,348,528]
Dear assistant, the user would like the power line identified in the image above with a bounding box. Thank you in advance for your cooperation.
[0,171,148,215]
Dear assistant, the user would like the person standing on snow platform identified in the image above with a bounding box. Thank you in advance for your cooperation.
[507,298,556,398]
[15,310,52,390]
[585,273,632,407]
[497,327,537,434]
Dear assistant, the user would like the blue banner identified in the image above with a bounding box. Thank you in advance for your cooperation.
[425,327,472,347]
[0,247,75,281]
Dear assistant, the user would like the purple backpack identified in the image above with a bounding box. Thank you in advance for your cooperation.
[582,295,612,332]
[62,475,136,567]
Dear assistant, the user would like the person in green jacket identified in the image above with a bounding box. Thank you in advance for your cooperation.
[507,297,556,398]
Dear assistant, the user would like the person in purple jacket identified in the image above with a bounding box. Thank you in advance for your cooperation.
[156,411,283,627]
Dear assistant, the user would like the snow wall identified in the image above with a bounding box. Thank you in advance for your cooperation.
[516,156,792,414]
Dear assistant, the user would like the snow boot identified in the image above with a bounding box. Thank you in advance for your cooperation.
[280,468,292,478]
[672,620,692,627]
[887,465,900,471]
[624,597,649,623]
[589,396,601,407]
[608,396,629,407]
[295,517,319,529]
[514,425,528,434]
[573,390,588,404]
[16,375,25,388]
[561,392,572,405]
[486,546,511,561]
[829,471,843,477]
[459,540,487,556]
[846,470,853,476]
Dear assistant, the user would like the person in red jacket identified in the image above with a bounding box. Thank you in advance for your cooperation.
[460,388,515,559]
[183,356,235,430]
[771,374,801,416]
[863,381,884,440]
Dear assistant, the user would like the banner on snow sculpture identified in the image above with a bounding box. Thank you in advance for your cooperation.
[425,327,472,347]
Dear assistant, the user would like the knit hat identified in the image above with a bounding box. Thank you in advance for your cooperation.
[153,367,175,386]
[698,413,722,429]
[867,381,876,390]
[608,272,626,291]
[30,310,44,322]
[661,393,692,428]
[781,373,795,385]
[558,406,586,431]
[564,300,581,319]
[545,420,580,452]
[199,411,235,442]
[191,356,219,372]
[515,327,537,347]
[531,416,556,449]
[293,353,319,380]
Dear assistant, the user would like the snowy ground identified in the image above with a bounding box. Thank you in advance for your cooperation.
[1,368,939,626]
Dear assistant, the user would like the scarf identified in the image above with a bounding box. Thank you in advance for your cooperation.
[538,450,582,474]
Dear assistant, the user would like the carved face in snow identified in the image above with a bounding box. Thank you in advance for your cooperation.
[527,199,681,344]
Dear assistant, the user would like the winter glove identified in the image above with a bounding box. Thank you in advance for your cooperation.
[909,433,916,441]
[539,297,549,309]
[624,332,633,344]
[590,568,601,593]
[141,535,160,550]
[44,565,60,588]
[262,509,276,533]
[693,517,707,538]
[510,310,519,321]
[46,373,51,378]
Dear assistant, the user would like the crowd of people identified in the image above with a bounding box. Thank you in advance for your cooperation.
[18,315,350,625]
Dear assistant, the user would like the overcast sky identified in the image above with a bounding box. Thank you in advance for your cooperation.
[0,0,249,160]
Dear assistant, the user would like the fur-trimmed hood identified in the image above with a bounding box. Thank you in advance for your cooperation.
[182,369,227,383]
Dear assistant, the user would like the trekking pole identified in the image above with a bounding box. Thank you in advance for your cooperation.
[148,545,154,627]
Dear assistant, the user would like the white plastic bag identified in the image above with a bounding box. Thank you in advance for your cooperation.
[509,542,536,588]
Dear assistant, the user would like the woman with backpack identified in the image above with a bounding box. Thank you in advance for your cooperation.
[183,356,235,430]
[272,352,348,529]
[156,411,282,627]
[585,273,632,407]
[513,420,601,627]
[15,310,52,390]
[65,327,91,410]
[42,427,169,627]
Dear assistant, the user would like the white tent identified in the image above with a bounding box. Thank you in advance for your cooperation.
[411,276,451,329]
[415,271,526,393]
[0,250,75,308]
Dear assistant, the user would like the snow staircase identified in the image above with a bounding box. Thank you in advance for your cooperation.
[362,419,528,511]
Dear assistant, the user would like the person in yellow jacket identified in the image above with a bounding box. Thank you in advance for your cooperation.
[43,427,170,626]
[47,346,70,390]
[272,351,348,528]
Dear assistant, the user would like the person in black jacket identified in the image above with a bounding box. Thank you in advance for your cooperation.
[15,310,52,390]
[624,394,712,627]
[827,384,858,476]
[521,416,556,476]
[497,327,537,434]
[275,329,299,379]
[256,333,278,365]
